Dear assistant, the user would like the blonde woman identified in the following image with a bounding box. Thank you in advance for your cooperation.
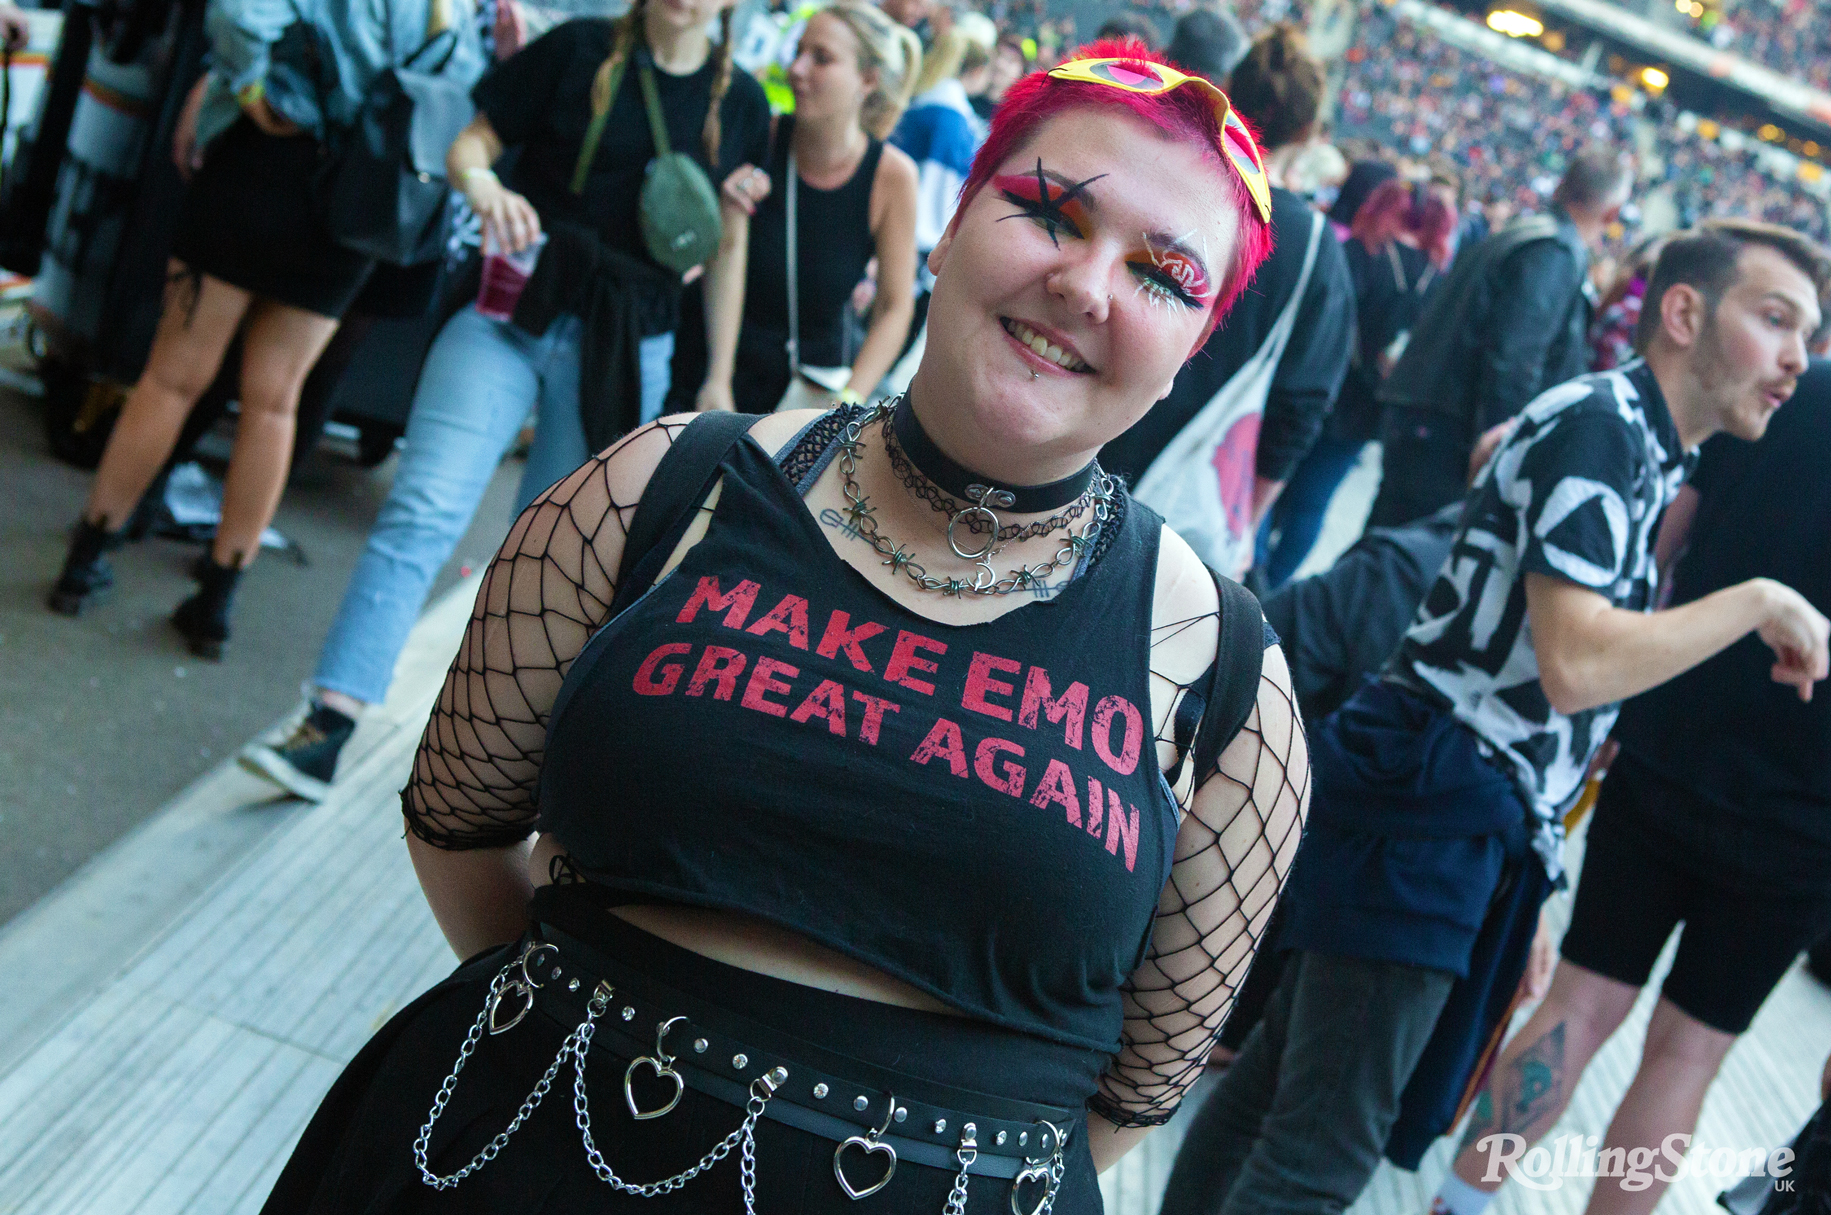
[686,1,922,413]
[892,13,997,263]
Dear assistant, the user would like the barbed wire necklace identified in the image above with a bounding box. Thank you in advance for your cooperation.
[835,396,1116,597]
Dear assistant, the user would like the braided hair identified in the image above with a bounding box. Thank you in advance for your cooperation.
[587,0,735,166]
[588,0,646,119]
[701,5,736,165]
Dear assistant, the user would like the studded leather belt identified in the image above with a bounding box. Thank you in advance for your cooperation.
[516,922,1079,1198]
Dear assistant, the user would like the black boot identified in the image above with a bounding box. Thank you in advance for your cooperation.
[48,518,125,615]
[172,556,243,661]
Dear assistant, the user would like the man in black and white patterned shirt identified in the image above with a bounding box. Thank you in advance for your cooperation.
[1389,359,1690,882]
[1162,220,1831,1215]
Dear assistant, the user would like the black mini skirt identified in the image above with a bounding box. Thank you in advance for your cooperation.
[171,118,374,319]
[261,884,1108,1214]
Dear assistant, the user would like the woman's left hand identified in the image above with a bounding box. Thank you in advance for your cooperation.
[695,379,737,412]
[172,75,210,178]
[492,0,527,61]
[721,164,771,216]
[242,94,301,137]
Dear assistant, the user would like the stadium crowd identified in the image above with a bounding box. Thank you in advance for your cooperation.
[1332,1,1828,247]
[1673,0,1831,90]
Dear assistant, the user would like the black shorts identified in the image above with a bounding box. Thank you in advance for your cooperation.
[1560,750,1831,1034]
[171,118,374,318]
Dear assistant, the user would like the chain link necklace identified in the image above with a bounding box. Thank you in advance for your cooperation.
[835,399,1116,598]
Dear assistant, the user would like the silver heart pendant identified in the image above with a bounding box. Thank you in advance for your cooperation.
[834,1135,898,1200]
[486,981,533,1035]
[1010,1163,1054,1215]
[623,1056,685,1121]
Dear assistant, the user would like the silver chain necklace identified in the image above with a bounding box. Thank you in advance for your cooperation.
[836,400,1115,598]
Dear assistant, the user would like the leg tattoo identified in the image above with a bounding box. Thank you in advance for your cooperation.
[1457,1022,1568,1155]
[1506,1022,1566,1133]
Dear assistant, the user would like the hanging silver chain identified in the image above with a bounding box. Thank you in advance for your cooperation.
[836,399,1116,598]
[1036,1149,1067,1215]
[415,952,606,1190]
[417,946,785,1213]
[1035,1121,1070,1215]
[574,1006,785,1213]
[942,1124,978,1215]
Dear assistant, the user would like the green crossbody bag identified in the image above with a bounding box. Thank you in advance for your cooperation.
[569,47,723,274]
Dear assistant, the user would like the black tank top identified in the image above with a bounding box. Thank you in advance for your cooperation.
[741,117,883,368]
[540,423,1180,1053]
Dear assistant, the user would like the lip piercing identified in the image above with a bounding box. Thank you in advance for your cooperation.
[1031,369,1040,380]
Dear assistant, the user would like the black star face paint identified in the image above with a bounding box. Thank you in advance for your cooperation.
[994,159,1108,248]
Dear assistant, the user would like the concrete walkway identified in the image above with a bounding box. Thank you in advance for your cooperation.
[3,450,1824,1215]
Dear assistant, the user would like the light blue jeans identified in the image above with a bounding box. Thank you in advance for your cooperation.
[314,305,674,705]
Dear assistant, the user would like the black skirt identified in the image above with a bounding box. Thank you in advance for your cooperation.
[171,118,374,319]
[261,885,1108,1214]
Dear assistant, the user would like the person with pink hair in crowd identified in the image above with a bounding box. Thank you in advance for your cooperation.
[1258,176,1457,586]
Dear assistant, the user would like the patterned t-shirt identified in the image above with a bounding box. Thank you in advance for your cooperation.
[1388,359,1692,879]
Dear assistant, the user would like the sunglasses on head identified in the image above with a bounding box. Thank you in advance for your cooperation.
[1046,57,1274,224]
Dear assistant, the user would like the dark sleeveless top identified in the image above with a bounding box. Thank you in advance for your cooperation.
[740,118,883,369]
[539,423,1181,1053]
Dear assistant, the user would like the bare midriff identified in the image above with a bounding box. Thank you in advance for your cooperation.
[529,832,962,1017]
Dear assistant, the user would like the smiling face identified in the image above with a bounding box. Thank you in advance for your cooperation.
[1689,243,1821,441]
[788,12,871,125]
[915,106,1241,476]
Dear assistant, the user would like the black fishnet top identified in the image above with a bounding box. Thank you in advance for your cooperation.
[402,415,1310,1128]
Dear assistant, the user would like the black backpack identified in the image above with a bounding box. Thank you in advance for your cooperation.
[317,29,474,266]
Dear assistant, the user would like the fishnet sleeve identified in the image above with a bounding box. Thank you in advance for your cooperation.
[1089,640,1310,1128]
[401,418,693,849]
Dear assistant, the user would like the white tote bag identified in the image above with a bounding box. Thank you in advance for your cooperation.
[775,150,856,412]
[1132,210,1326,577]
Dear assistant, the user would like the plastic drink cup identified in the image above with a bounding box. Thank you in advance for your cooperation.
[476,227,547,321]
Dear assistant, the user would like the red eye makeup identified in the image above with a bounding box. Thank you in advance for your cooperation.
[995,159,1107,247]
[1129,234,1214,310]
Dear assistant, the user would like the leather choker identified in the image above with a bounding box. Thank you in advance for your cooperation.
[890,397,1096,514]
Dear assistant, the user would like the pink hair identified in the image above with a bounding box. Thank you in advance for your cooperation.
[955,37,1275,349]
[1349,179,1457,270]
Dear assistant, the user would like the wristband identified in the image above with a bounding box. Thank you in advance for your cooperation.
[836,388,865,406]
[236,80,266,108]
[461,166,498,185]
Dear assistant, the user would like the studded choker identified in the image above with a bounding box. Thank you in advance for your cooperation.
[890,397,1097,515]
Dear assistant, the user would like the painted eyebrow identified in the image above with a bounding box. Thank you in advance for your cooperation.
[1026,165,1107,210]
[1143,232,1214,286]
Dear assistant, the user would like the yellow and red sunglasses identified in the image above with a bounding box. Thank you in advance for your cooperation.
[1046,57,1273,225]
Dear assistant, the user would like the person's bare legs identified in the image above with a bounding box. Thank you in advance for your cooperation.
[1448,961,1641,1191]
[82,264,252,526]
[211,298,340,567]
[1581,997,1735,1215]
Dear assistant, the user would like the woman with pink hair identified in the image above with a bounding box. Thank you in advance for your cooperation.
[1258,177,1457,586]
[262,41,1308,1214]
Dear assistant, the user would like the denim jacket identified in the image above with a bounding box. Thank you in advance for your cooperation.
[195,0,486,150]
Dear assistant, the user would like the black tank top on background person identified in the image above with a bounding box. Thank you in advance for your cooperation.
[744,116,883,367]
[539,421,1182,1054]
